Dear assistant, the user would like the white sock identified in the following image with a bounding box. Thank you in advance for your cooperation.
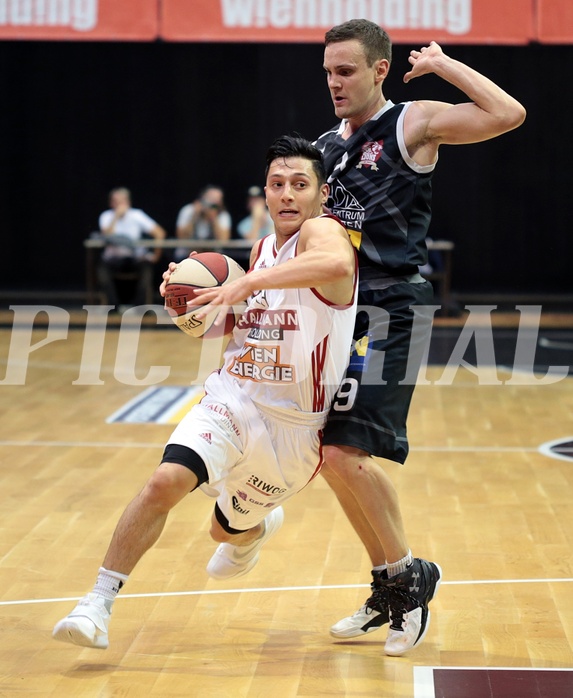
[372,564,388,580]
[386,550,413,577]
[93,567,129,610]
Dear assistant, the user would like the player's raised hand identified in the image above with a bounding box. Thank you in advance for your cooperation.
[403,41,444,83]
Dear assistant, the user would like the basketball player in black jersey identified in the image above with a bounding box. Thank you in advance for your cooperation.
[316,20,525,656]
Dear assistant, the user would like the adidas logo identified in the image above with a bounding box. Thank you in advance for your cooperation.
[199,432,212,444]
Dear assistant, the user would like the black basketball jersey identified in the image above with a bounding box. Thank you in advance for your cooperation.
[314,101,435,287]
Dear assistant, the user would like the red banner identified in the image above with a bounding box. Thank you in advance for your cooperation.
[0,0,157,40]
[161,0,534,45]
[2,0,572,44]
[537,0,573,43]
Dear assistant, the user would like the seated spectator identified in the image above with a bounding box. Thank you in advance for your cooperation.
[174,185,231,261]
[236,185,274,241]
[97,187,166,311]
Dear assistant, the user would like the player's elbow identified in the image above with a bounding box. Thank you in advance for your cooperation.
[330,254,355,281]
[498,100,526,133]
[512,102,527,128]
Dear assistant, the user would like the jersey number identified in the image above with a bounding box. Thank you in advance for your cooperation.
[332,378,359,412]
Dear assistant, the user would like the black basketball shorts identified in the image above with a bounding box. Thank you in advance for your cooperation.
[322,279,435,464]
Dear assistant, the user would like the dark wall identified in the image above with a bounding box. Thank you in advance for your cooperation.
[0,40,568,295]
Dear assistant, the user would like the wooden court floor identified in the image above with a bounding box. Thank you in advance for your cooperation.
[1,314,573,697]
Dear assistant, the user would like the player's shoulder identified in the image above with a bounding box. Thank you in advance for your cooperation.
[301,213,346,238]
[318,212,346,231]
[252,237,264,254]
[405,98,453,120]
[313,123,341,145]
[249,235,271,266]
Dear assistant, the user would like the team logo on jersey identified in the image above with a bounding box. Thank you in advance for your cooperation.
[246,475,287,496]
[348,334,372,372]
[356,140,384,170]
[329,181,365,231]
[237,307,299,342]
[227,343,296,383]
[232,495,250,515]
[204,403,241,438]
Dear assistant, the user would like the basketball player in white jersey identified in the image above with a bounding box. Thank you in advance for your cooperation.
[52,135,357,650]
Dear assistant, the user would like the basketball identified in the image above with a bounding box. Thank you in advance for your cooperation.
[164,253,247,338]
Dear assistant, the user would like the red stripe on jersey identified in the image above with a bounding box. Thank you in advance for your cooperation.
[312,335,329,412]
[307,431,325,483]
[248,234,276,272]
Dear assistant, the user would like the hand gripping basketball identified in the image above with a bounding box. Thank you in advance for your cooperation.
[164,253,246,338]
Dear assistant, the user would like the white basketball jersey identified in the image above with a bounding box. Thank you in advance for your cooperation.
[215,219,357,419]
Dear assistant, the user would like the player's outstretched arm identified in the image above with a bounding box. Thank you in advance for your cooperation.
[404,41,526,149]
[244,216,354,306]
[194,217,355,326]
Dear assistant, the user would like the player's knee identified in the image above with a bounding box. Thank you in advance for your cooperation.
[323,443,364,477]
[140,467,185,510]
[322,444,347,473]
[322,444,372,484]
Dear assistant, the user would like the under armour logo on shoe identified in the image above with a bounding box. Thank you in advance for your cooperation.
[409,572,420,594]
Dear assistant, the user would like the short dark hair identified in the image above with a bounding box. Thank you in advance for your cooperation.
[199,184,223,198]
[109,187,131,203]
[265,135,326,185]
[325,19,392,66]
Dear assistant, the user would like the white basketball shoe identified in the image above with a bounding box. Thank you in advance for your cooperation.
[207,506,284,580]
[52,592,111,649]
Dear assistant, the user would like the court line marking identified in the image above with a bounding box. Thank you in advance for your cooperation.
[2,577,572,608]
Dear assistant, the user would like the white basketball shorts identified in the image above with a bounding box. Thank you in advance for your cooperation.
[166,372,326,530]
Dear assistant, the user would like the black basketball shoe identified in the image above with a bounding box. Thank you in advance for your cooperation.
[330,569,390,638]
[384,558,442,656]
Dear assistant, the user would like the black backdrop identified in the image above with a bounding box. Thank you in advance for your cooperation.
[0,40,569,297]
